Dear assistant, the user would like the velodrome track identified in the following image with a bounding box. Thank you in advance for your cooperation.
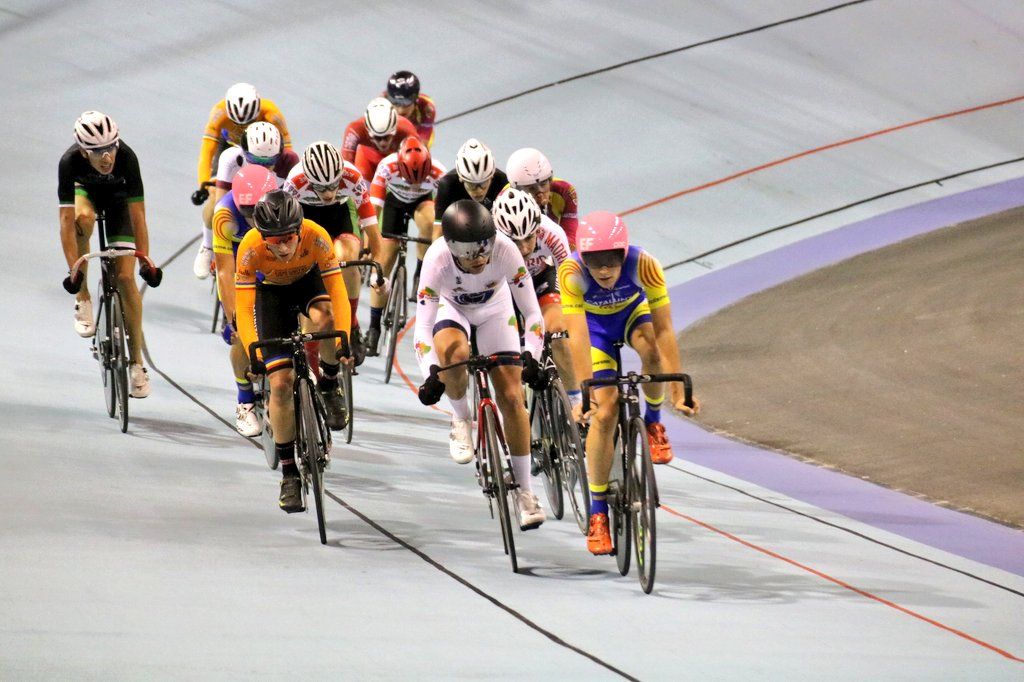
[2,1,1022,677]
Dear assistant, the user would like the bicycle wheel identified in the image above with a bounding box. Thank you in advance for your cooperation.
[529,388,564,520]
[383,265,405,384]
[256,377,277,469]
[551,381,589,534]
[298,380,328,545]
[483,405,517,573]
[611,421,631,576]
[629,417,658,593]
[343,362,354,444]
[111,291,130,433]
[210,275,221,334]
[96,293,116,418]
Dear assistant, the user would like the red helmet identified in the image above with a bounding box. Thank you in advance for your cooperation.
[397,136,431,185]
[577,211,629,256]
[232,164,276,207]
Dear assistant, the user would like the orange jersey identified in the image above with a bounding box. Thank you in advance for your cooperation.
[234,219,350,357]
[196,98,292,185]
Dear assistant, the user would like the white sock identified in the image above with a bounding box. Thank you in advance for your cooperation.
[511,454,532,493]
[202,224,213,249]
[449,394,471,420]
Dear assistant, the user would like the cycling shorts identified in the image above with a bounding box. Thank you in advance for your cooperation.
[75,193,135,247]
[587,296,652,380]
[380,191,431,237]
[255,266,329,373]
[301,201,359,241]
[419,293,522,376]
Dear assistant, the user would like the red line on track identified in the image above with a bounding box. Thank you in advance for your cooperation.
[620,94,1024,216]
[659,503,1024,663]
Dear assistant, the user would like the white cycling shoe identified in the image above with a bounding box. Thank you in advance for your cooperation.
[74,299,95,338]
[129,363,150,398]
[193,244,213,279]
[514,490,546,530]
[449,418,474,464]
[235,402,262,436]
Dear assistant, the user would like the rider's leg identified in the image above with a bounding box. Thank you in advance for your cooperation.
[335,234,362,330]
[412,200,435,282]
[114,254,144,364]
[541,301,579,392]
[435,326,471,414]
[369,239,398,329]
[629,321,665,424]
[491,362,536,493]
[267,366,297,472]
[73,195,96,302]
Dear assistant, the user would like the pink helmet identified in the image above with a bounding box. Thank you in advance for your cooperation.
[232,164,277,207]
[577,211,629,256]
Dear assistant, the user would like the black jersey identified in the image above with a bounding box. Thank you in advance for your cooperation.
[433,167,508,220]
[58,142,144,209]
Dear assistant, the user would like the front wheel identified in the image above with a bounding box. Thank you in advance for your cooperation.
[96,293,115,418]
[530,388,564,520]
[551,381,589,534]
[342,363,354,444]
[629,417,658,594]
[383,266,405,384]
[298,380,328,545]
[483,405,517,573]
[611,421,631,576]
[111,291,130,433]
[256,377,277,469]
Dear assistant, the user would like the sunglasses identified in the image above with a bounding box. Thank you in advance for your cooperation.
[310,181,340,193]
[462,179,491,191]
[519,177,552,193]
[448,237,495,262]
[84,142,119,157]
[581,250,625,270]
[243,150,279,166]
[265,232,298,246]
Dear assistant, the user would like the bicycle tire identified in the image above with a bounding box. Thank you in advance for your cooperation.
[298,380,328,545]
[210,285,221,334]
[551,381,589,534]
[343,363,354,444]
[256,378,277,469]
[611,421,631,576]
[111,291,130,433]
[383,266,405,384]
[97,293,116,418]
[530,388,564,520]
[630,416,658,594]
[483,405,517,573]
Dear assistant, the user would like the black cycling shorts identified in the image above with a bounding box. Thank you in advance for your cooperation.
[301,202,356,241]
[380,192,430,237]
[255,266,329,372]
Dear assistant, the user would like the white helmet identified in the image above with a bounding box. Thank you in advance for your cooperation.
[74,111,119,149]
[506,147,553,188]
[364,97,398,137]
[302,141,343,186]
[225,82,261,125]
[242,121,281,158]
[456,138,495,184]
[492,189,541,240]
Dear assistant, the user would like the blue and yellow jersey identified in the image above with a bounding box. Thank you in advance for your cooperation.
[211,190,251,256]
[558,245,669,317]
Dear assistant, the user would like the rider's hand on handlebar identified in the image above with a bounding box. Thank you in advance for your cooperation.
[371,274,390,297]
[418,368,446,406]
[247,359,267,381]
[521,352,550,391]
[190,187,210,206]
[139,262,163,287]
[671,387,700,416]
[62,270,84,295]
[572,400,596,425]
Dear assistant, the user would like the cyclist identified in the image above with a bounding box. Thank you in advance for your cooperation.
[364,136,446,355]
[491,189,579,400]
[433,138,508,240]
[383,70,436,148]
[59,111,162,398]
[235,190,352,512]
[212,165,278,436]
[211,121,299,203]
[341,97,417,187]
[558,211,700,554]
[192,83,292,278]
[506,147,579,250]
[283,141,385,363]
[414,200,547,530]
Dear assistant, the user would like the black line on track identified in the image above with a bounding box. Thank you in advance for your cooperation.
[663,155,1024,270]
[664,463,1024,598]
[142,238,634,679]
[325,490,638,680]
[435,0,872,125]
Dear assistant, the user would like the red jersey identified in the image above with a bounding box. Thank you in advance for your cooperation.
[546,177,579,249]
[380,93,436,148]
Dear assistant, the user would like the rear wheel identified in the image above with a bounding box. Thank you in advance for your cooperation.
[383,266,405,384]
[611,421,631,576]
[629,417,658,593]
[111,291,129,433]
[484,406,517,573]
[530,389,564,520]
[551,381,589,533]
[343,363,354,444]
[298,380,328,545]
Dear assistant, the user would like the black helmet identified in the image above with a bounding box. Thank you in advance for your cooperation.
[442,199,496,262]
[386,70,420,106]
[253,189,303,237]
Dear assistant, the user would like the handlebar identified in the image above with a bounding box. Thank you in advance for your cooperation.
[581,373,693,414]
[338,259,385,287]
[381,233,431,245]
[427,351,522,378]
[70,247,157,280]
[248,329,350,368]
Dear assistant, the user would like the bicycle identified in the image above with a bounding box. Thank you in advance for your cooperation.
[581,370,693,594]
[336,259,384,444]
[188,180,221,335]
[68,214,158,434]
[249,329,349,545]
[421,352,523,572]
[526,332,590,534]
[379,232,430,384]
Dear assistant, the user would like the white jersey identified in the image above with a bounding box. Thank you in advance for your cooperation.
[522,215,570,276]
[414,234,544,375]
[215,147,297,190]
[370,152,447,206]
[282,160,378,230]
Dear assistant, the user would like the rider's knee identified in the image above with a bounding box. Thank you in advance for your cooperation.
[75,206,96,234]
[269,369,294,395]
